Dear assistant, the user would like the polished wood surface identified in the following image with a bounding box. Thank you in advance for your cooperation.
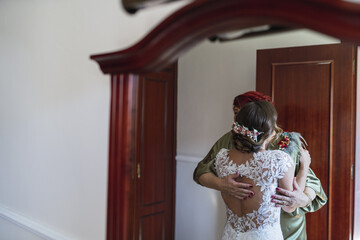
[134,67,177,240]
[273,61,331,239]
[257,43,355,239]
[107,74,138,240]
[105,67,177,240]
[91,0,360,74]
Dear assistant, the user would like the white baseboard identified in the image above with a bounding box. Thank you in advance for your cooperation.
[176,154,202,163]
[0,204,72,240]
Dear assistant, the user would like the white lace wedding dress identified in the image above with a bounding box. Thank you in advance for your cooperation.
[215,148,293,240]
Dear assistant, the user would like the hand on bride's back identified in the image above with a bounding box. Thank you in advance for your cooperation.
[220,172,254,200]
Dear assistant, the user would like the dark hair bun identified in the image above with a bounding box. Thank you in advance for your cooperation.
[233,101,277,153]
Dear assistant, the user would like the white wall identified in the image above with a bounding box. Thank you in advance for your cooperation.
[176,29,339,240]
[0,0,188,239]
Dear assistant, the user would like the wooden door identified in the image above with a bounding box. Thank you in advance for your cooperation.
[256,43,355,240]
[133,64,177,240]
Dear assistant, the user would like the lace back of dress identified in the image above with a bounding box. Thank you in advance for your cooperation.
[215,148,288,233]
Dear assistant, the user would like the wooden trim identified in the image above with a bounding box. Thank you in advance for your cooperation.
[329,44,356,239]
[353,46,360,239]
[170,62,177,240]
[328,60,334,240]
[107,74,138,240]
[350,48,357,239]
[0,205,71,240]
[91,0,360,74]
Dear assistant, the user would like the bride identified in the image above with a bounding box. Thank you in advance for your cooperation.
[215,100,309,240]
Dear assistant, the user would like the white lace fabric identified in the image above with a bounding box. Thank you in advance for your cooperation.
[214,148,293,240]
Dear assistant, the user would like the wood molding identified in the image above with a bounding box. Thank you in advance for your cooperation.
[91,0,360,74]
[0,204,71,240]
[106,74,138,240]
[354,46,358,239]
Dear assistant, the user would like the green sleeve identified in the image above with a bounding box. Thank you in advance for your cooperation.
[193,131,233,185]
[270,132,328,215]
[286,167,327,216]
[299,168,328,214]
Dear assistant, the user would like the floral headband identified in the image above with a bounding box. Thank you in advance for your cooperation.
[232,121,263,142]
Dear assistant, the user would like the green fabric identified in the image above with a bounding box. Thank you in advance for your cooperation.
[193,132,233,183]
[193,131,327,240]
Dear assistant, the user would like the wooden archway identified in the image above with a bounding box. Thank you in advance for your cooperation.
[92,0,360,74]
[90,0,360,239]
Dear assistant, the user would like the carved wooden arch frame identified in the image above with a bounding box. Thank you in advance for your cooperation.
[91,0,360,239]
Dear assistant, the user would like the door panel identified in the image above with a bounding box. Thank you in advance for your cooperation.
[139,212,165,240]
[257,43,355,240]
[134,65,177,240]
[140,78,167,206]
[272,61,331,238]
